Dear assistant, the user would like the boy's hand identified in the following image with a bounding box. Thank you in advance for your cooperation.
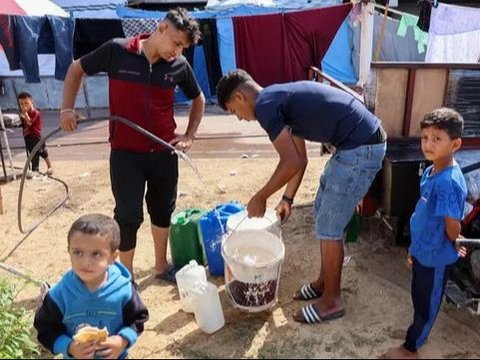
[68,339,96,359]
[95,335,128,359]
[275,200,292,224]
[455,244,468,258]
[21,111,32,125]
[406,253,413,269]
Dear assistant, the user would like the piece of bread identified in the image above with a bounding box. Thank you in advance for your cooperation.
[73,326,109,343]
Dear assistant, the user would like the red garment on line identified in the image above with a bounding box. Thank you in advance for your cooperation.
[233,4,352,87]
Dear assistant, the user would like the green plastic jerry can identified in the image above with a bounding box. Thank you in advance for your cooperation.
[169,208,207,269]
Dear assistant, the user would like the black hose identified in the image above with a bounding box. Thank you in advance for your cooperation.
[17,115,200,236]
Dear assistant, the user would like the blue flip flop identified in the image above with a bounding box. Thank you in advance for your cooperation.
[155,264,178,283]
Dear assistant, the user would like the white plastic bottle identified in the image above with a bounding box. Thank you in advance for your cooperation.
[192,281,225,334]
[175,260,207,313]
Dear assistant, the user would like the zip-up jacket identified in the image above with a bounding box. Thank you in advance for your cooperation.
[34,262,149,359]
[80,35,201,152]
[22,107,42,138]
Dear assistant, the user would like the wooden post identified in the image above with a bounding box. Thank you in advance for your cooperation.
[358,1,374,87]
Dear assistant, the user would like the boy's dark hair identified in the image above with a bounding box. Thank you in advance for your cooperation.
[421,107,464,139]
[165,8,201,46]
[17,92,33,101]
[216,69,253,111]
[67,214,121,252]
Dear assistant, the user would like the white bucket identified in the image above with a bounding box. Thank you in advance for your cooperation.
[226,209,281,237]
[221,229,285,312]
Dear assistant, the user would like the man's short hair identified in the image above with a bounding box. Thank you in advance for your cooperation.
[67,214,121,252]
[165,8,201,46]
[17,92,33,101]
[421,107,464,139]
[216,69,253,111]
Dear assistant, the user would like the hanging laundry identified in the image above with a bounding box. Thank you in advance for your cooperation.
[426,3,480,63]
[15,15,74,83]
[0,15,20,70]
[397,13,428,54]
[417,0,436,32]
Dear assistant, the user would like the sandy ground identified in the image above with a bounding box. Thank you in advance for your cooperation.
[1,153,480,359]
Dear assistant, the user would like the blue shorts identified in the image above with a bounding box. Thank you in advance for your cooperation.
[314,142,386,240]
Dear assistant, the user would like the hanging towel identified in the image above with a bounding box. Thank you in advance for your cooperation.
[426,3,480,63]
[397,14,428,54]
[15,16,74,83]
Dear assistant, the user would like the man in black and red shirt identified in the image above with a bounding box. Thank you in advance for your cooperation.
[59,8,205,281]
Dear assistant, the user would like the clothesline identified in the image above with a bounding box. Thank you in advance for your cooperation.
[373,3,406,17]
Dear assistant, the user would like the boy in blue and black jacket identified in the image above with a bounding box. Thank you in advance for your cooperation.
[34,214,149,359]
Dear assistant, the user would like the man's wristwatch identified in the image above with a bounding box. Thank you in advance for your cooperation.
[282,195,294,206]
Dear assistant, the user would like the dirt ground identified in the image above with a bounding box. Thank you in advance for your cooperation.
[1,148,480,358]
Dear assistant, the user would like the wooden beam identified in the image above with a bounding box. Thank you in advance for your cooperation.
[403,69,416,137]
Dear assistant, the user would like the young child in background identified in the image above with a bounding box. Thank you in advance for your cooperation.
[383,108,468,359]
[17,92,53,176]
[34,214,149,359]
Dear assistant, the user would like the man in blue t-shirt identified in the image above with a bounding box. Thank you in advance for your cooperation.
[216,69,386,324]
[384,108,467,359]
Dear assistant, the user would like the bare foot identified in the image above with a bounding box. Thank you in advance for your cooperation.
[381,346,417,359]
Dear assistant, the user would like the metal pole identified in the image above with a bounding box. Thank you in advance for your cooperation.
[0,185,3,214]
[0,106,16,180]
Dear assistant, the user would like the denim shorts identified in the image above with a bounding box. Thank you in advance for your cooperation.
[314,142,386,240]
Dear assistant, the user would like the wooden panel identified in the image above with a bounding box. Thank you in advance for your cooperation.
[374,68,409,138]
[409,69,448,137]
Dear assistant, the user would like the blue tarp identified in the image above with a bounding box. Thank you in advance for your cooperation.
[322,20,358,84]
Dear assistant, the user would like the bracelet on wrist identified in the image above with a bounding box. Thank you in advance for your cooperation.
[282,195,294,205]
[60,108,75,114]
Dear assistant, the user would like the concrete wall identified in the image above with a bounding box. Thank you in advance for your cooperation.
[0,75,108,111]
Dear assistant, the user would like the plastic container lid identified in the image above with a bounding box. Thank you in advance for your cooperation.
[226,209,278,233]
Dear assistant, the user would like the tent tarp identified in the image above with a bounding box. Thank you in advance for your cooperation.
[51,0,126,18]
[2,0,68,17]
[206,0,342,10]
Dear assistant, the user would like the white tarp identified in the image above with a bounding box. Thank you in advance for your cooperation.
[11,0,68,17]
[50,0,126,18]
[206,0,342,10]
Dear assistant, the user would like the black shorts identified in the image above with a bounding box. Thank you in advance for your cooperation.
[110,149,178,251]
